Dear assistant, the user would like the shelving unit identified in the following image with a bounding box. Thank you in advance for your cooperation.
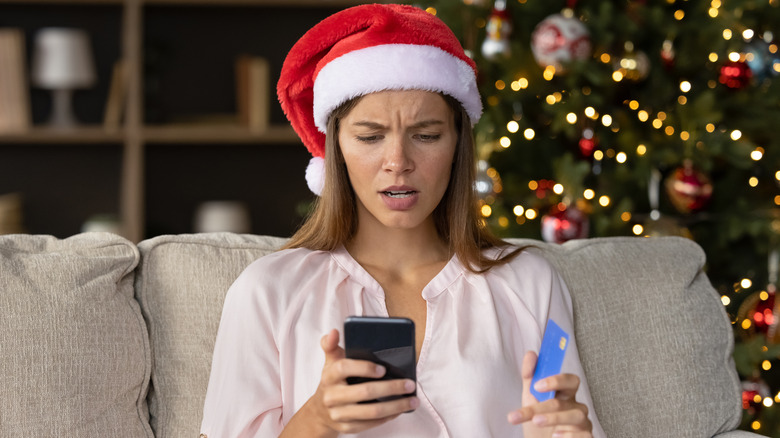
[0,0,376,241]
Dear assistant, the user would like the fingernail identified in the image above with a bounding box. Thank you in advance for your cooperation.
[533,414,547,426]
[375,365,386,376]
[534,380,547,391]
[404,380,416,392]
[409,397,420,409]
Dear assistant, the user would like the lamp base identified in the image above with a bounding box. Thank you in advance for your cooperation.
[46,88,79,128]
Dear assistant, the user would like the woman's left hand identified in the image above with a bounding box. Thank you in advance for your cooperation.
[507,351,592,438]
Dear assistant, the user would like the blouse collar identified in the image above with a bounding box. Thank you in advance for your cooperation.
[329,245,466,301]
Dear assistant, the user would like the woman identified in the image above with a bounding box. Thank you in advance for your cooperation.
[201,4,605,437]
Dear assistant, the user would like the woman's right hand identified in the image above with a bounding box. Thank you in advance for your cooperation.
[281,329,418,438]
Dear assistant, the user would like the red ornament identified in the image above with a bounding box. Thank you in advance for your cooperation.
[664,161,713,214]
[578,128,598,157]
[541,206,589,244]
[660,39,675,70]
[531,13,591,71]
[719,60,753,89]
[742,380,770,416]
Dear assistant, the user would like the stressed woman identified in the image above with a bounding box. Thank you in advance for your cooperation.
[200,4,605,438]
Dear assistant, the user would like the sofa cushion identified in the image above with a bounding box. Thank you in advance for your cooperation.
[0,233,152,437]
[135,233,285,437]
[508,236,742,438]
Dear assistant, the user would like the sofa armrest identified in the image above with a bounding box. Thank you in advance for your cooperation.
[713,431,768,438]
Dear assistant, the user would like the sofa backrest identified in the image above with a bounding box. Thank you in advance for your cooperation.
[136,233,742,438]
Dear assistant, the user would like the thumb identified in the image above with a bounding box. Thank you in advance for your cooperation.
[321,328,345,363]
[521,350,539,406]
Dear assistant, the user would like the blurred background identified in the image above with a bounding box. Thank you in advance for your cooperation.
[1,0,779,434]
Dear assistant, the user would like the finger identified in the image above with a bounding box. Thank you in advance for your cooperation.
[321,329,344,363]
[508,397,588,426]
[548,430,593,438]
[322,357,387,386]
[329,414,402,435]
[534,373,581,401]
[323,379,416,407]
[521,351,537,381]
[329,395,420,423]
[527,402,590,430]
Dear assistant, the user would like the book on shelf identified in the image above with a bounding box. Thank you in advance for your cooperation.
[103,59,127,131]
[0,28,31,133]
[236,55,270,132]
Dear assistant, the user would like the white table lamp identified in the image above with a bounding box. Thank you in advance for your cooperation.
[31,28,96,128]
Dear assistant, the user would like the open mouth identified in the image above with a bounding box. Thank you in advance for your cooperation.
[382,190,416,198]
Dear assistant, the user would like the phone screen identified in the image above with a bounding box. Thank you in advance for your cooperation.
[344,316,416,402]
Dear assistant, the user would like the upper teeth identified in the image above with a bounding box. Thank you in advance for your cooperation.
[386,191,413,198]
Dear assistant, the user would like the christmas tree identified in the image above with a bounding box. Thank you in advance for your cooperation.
[409,0,780,434]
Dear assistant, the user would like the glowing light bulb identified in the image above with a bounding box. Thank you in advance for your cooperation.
[513,205,524,216]
[524,128,535,140]
[553,184,564,194]
[680,81,692,93]
[500,136,511,148]
[632,224,644,235]
[566,113,577,124]
[731,130,742,140]
[507,121,520,133]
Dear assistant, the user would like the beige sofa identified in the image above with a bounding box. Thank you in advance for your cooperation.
[0,232,765,437]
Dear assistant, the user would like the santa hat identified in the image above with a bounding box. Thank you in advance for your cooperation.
[277,4,482,196]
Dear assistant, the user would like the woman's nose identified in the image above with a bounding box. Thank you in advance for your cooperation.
[382,136,414,173]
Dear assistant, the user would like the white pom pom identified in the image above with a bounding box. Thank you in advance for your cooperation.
[305,156,325,196]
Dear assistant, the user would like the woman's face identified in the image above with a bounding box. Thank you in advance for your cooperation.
[338,90,457,233]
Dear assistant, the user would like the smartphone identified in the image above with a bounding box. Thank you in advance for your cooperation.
[344,316,416,402]
[530,319,570,402]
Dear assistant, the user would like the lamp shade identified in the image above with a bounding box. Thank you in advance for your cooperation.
[31,28,96,89]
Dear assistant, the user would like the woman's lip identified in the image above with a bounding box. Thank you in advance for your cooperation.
[381,185,417,192]
[380,190,419,210]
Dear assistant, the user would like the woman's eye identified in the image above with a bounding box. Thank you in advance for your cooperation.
[356,135,381,143]
[416,134,441,142]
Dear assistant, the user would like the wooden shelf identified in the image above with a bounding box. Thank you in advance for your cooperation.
[1,0,359,242]
[0,126,124,144]
[143,123,299,144]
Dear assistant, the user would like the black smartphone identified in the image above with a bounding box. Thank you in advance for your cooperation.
[344,316,416,402]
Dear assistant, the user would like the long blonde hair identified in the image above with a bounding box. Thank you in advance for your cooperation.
[283,93,520,272]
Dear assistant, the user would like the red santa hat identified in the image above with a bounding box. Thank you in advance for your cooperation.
[277,4,482,195]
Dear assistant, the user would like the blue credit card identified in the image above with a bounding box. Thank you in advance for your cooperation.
[530,319,570,402]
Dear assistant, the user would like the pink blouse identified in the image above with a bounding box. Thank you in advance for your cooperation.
[200,245,605,437]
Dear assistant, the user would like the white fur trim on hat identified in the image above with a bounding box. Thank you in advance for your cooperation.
[305,156,325,196]
[313,44,482,133]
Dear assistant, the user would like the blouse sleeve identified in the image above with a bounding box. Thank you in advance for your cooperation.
[540,256,607,438]
[200,258,285,437]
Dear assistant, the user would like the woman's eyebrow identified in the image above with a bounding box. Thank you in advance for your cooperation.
[350,119,445,129]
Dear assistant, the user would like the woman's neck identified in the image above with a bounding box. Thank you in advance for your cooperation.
[346,220,450,273]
